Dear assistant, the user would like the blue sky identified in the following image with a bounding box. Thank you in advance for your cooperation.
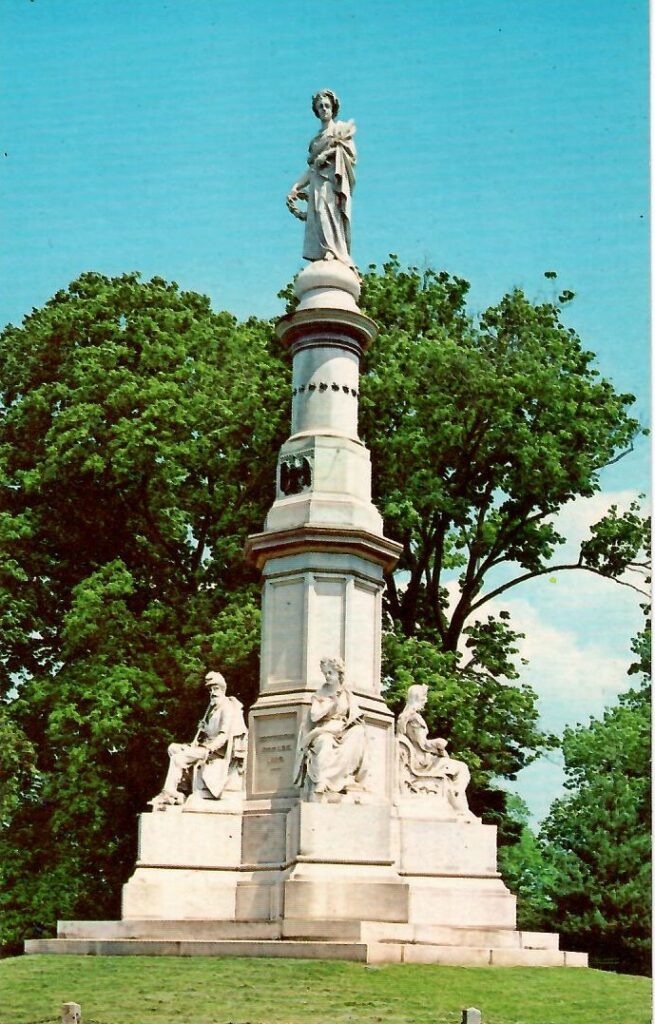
[2,0,650,819]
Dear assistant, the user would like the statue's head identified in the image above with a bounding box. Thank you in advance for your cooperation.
[406,683,429,709]
[204,671,227,693]
[312,89,339,119]
[433,737,448,755]
[320,655,345,684]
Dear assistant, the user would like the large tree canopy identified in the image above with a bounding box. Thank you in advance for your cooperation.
[358,258,647,643]
[0,262,648,950]
[356,258,647,829]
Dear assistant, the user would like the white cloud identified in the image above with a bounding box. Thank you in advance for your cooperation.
[492,592,632,731]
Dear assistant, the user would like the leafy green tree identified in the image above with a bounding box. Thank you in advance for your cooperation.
[359,258,648,645]
[497,794,558,931]
[380,628,552,838]
[0,710,38,827]
[0,272,289,950]
[538,624,651,974]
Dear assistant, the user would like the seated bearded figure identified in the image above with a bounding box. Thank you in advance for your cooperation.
[150,671,248,809]
[294,656,368,802]
[397,684,475,819]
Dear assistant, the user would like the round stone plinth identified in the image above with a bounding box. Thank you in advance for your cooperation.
[294,260,361,312]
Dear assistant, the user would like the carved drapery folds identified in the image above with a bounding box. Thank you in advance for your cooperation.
[396,684,476,820]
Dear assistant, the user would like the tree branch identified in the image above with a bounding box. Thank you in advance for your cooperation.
[470,560,651,612]
[601,441,634,468]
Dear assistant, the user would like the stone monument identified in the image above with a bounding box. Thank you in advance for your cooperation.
[25,92,586,966]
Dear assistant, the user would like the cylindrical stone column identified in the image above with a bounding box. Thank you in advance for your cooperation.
[245,261,401,803]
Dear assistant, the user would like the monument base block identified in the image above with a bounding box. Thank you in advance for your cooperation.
[26,799,587,966]
[121,806,244,920]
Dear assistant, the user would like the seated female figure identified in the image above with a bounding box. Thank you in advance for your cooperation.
[397,684,474,818]
[294,656,368,801]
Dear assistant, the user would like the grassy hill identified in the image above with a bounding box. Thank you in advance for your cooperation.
[1,955,651,1024]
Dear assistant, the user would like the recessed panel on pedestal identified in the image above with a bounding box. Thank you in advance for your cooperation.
[346,580,379,693]
[310,575,346,670]
[263,578,305,685]
[361,717,393,798]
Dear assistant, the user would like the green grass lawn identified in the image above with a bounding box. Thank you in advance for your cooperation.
[0,956,650,1024]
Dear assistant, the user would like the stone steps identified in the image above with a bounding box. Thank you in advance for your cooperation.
[283,918,559,950]
[57,918,560,951]
[367,942,587,967]
[57,920,281,941]
[24,938,368,961]
[25,922,588,967]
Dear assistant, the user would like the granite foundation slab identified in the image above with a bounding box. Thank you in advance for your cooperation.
[57,919,281,941]
[25,934,587,966]
[24,938,368,960]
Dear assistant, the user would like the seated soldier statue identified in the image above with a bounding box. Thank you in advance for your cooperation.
[150,671,248,809]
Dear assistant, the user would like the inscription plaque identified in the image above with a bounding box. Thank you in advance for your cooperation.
[251,712,298,795]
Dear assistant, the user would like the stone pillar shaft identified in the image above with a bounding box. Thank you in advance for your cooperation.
[291,338,360,439]
[245,264,401,803]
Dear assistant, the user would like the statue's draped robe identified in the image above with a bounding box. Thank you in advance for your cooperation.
[397,709,471,814]
[303,120,356,267]
[197,696,248,797]
[294,683,367,794]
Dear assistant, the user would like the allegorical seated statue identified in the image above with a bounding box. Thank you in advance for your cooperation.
[286,89,357,270]
[397,684,475,819]
[294,656,368,801]
[150,671,248,810]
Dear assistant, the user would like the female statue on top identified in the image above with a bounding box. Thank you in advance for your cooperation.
[286,89,356,270]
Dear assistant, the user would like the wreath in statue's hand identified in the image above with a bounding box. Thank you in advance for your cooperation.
[286,190,308,221]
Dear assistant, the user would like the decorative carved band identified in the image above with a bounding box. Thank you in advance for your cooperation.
[292,383,358,397]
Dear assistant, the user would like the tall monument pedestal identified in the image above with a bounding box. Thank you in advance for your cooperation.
[24,263,586,967]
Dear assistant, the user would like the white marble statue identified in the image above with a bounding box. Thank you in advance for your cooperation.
[397,684,474,818]
[294,656,368,801]
[286,89,356,269]
[150,671,248,809]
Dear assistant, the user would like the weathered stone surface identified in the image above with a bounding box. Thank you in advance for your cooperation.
[519,930,560,950]
[290,802,393,862]
[564,951,589,967]
[135,808,243,869]
[491,947,566,967]
[61,1003,81,1024]
[26,934,588,966]
[27,938,369,960]
[284,877,409,923]
[122,868,241,921]
[403,944,492,966]
[394,811,496,875]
